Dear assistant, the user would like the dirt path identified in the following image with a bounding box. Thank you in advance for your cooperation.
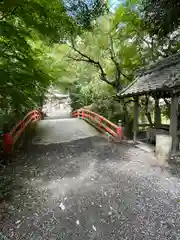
[1,116,180,239]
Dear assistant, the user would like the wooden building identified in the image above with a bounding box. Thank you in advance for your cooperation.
[119,52,180,153]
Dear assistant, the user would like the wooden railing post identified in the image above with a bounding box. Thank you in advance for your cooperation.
[3,133,13,154]
[133,96,139,142]
[117,120,123,141]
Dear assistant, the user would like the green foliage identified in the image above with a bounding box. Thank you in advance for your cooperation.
[70,79,124,123]
[140,0,180,36]
[0,0,76,130]
[0,0,108,132]
[0,0,74,40]
[69,1,180,131]
[64,0,107,30]
[68,5,145,123]
[1,0,180,138]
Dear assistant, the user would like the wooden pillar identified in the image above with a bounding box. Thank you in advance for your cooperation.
[170,94,178,153]
[133,96,139,142]
[178,102,180,130]
[154,97,161,128]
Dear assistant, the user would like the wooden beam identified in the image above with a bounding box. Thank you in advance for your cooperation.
[138,124,154,127]
[170,94,178,153]
[138,123,169,128]
[133,96,139,142]
[154,96,161,128]
[178,101,180,131]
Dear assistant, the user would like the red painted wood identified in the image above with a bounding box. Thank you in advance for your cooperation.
[72,108,123,140]
[3,110,42,153]
[3,133,13,153]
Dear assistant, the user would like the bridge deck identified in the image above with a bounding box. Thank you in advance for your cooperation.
[33,118,99,145]
[1,111,180,239]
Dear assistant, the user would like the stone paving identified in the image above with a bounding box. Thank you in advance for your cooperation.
[1,114,180,239]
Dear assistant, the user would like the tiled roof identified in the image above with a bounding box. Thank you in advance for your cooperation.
[120,52,180,97]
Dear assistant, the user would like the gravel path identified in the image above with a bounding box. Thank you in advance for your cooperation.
[1,133,180,239]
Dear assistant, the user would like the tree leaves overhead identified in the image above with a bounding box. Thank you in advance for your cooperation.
[0,0,109,129]
[0,0,74,128]
[64,0,107,30]
[69,1,180,128]
[67,9,144,92]
[140,0,180,36]
[0,0,75,41]
[1,0,180,132]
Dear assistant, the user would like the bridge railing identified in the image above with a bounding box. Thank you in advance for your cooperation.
[3,110,42,154]
[72,109,123,141]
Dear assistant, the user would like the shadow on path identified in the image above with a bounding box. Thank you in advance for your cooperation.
[1,136,180,239]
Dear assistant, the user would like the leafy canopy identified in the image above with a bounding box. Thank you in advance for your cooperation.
[0,0,108,130]
[68,0,180,127]
[140,0,180,36]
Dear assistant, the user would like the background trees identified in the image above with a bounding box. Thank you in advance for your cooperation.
[67,0,180,134]
[0,0,106,129]
[1,0,180,134]
[0,0,72,128]
[140,0,180,36]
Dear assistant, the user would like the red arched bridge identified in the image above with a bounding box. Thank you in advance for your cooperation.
[3,109,123,153]
[1,109,180,239]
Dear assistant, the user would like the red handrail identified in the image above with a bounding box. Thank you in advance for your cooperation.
[72,108,123,141]
[3,110,42,153]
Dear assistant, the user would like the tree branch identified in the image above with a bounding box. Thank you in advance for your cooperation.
[67,55,88,62]
[69,38,116,88]
[109,36,121,91]
[132,29,167,59]
[109,36,130,83]
[0,5,20,21]
[125,99,135,104]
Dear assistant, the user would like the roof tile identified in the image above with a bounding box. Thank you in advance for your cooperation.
[120,52,180,97]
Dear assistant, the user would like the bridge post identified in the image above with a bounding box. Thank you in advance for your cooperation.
[3,133,13,154]
[117,120,123,141]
